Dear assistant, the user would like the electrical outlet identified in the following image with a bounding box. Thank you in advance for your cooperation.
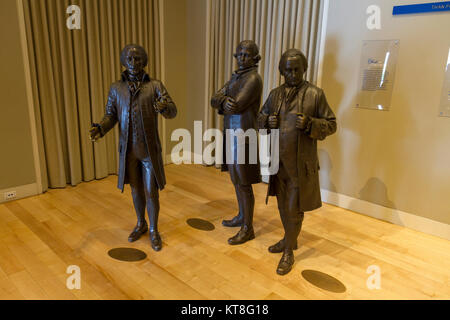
[4,191,17,201]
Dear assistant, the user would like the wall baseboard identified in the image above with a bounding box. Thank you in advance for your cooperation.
[0,183,39,204]
[321,189,450,241]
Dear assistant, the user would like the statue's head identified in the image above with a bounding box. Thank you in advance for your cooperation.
[234,40,261,70]
[279,49,308,87]
[120,44,148,76]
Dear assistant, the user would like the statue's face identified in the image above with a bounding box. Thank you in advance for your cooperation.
[235,46,256,70]
[124,48,145,75]
[283,57,305,87]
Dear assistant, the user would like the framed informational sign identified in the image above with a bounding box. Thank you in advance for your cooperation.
[356,40,400,111]
[438,48,450,118]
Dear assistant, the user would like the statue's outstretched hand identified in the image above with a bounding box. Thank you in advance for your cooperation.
[154,97,168,113]
[89,124,102,142]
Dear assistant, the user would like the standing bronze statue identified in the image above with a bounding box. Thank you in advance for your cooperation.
[259,49,337,275]
[211,40,263,245]
[90,44,177,251]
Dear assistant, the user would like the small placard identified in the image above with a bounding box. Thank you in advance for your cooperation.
[356,40,400,111]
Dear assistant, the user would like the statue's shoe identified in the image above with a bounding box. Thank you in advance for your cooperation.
[228,226,255,245]
[128,222,148,242]
[268,239,298,253]
[150,231,162,252]
[276,250,295,276]
[222,214,243,228]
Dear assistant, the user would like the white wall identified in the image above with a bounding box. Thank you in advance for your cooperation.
[320,0,450,229]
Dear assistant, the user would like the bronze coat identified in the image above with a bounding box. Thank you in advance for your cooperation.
[211,66,262,185]
[259,81,337,212]
[99,73,177,192]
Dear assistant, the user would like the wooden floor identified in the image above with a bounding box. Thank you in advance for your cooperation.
[0,164,449,300]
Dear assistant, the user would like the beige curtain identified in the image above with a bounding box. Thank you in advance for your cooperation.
[22,0,162,190]
[205,0,325,135]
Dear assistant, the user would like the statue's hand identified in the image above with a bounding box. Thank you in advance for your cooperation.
[296,113,309,130]
[268,115,279,129]
[154,99,168,114]
[223,97,237,114]
[154,102,165,113]
[89,125,102,142]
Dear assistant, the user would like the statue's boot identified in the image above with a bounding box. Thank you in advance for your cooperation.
[129,185,148,242]
[268,238,298,253]
[271,212,304,253]
[228,184,255,245]
[223,185,245,227]
[276,249,295,276]
[222,213,243,227]
[270,201,291,253]
[284,212,304,252]
[147,197,162,251]
[228,225,255,245]
[149,231,162,252]
[274,212,304,274]
[128,220,148,242]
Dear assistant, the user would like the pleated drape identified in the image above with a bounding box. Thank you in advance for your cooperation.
[206,0,324,134]
[22,0,162,190]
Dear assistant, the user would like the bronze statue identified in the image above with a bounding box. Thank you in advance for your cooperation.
[211,40,263,245]
[258,49,337,275]
[90,44,177,251]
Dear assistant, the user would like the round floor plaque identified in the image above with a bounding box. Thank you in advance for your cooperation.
[108,248,147,262]
[186,218,215,231]
[301,269,346,293]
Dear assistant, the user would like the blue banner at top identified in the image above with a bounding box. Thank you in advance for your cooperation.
[393,1,450,15]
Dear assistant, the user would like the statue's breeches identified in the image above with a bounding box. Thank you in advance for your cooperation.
[126,151,159,200]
